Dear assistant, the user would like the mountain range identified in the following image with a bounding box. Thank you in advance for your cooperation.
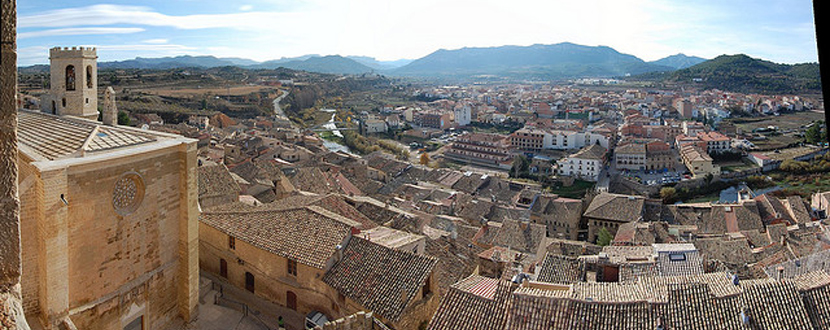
[19,42,821,93]
[391,43,709,79]
[45,43,708,78]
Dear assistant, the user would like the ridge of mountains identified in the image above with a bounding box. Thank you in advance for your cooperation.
[18,42,821,94]
[29,43,708,77]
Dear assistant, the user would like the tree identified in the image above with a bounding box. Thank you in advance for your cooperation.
[596,227,613,246]
[511,155,530,178]
[660,187,677,203]
[805,121,825,145]
[419,152,430,165]
[117,111,131,126]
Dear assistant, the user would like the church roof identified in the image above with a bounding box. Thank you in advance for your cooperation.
[18,110,166,161]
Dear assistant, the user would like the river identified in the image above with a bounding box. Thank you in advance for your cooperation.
[319,111,352,153]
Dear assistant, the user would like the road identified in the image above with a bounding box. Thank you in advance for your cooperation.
[272,90,289,119]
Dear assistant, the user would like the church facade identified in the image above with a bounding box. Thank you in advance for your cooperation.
[18,47,199,330]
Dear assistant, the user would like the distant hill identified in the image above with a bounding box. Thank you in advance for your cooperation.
[649,54,708,70]
[90,54,374,75]
[346,56,414,70]
[391,43,675,79]
[99,55,241,69]
[257,55,375,75]
[665,54,821,94]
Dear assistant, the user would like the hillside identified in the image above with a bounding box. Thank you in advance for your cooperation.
[665,54,821,94]
[99,55,241,69]
[391,43,674,79]
[256,55,375,75]
[649,54,708,70]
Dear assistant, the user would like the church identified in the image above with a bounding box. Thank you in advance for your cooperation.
[16,47,199,330]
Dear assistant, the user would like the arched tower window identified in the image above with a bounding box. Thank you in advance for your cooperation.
[65,65,76,91]
[86,65,93,89]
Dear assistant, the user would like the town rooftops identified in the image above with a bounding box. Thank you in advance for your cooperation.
[427,275,512,330]
[200,205,359,269]
[323,237,437,322]
[502,270,825,330]
[360,226,425,251]
[536,254,582,284]
[615,143,646,155]
[583,192,645,223]
[17,110,187,162]
[568,144,606,161]
[198,164,241,202]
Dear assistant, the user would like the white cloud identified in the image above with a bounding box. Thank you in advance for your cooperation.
[141,38,169,44]
[18,27,144,39]
[239,5,254,11]
[18,4,301,30]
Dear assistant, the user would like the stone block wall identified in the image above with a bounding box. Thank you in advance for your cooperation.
[18,141,199,329]
[199,224,342,318]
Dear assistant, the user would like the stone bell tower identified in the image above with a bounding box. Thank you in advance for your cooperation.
[43,46,98,119]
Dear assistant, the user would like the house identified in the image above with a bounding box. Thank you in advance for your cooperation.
[614,143,646,171]
[200,204,439,329]
[557,144,606,182]
[361,119,388,134]
[444,133,513,170]
[198,164,241,209]
[679,144,720,178]
[323,237,439,329]
[530,194,585,240]
[584,193,645,243]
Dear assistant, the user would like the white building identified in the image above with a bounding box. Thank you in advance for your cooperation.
[557,144,606,182]
[545,130,610,150]
[453,103,472,127]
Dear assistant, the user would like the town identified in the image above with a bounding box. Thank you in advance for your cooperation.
[4,44,829,330]
[1,1,829,328]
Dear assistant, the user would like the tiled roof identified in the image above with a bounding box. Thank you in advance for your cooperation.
[536,254,581,284]
[427,275,512,330]
[198,164,241,200]
[18,110,159,160]
[200,206,357,268]
[452,173,487,194]
[288,167,337,195]
[477,220,546,254]
[569,144,606,161]
[323,237,437,322]
[425,236,484,295]
[583,193,644,223]
[502,271,824,329]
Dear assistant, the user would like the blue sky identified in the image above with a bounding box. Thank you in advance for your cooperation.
[16,0,819,66]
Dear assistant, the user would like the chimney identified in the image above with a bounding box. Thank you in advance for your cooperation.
[102,86,118,126]
[335,244,343,263]
[776,266,784,281]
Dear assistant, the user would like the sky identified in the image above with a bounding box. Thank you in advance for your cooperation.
[16,0,819,66]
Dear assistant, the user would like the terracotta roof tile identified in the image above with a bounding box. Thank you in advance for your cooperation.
[323,237,437,322]
[200,206,357,268]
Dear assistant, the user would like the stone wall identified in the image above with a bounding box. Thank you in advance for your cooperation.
[0,0,29,327]
[199,224,343,318]
[19,142,198,329]
[18,154,41,316]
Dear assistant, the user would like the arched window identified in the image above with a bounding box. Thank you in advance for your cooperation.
[65,65,75,91]
[86,65,93,89]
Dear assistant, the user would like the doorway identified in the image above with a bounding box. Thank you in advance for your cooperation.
[245,272,255,293]
[220,259,227,278]
[287,291,297,310]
